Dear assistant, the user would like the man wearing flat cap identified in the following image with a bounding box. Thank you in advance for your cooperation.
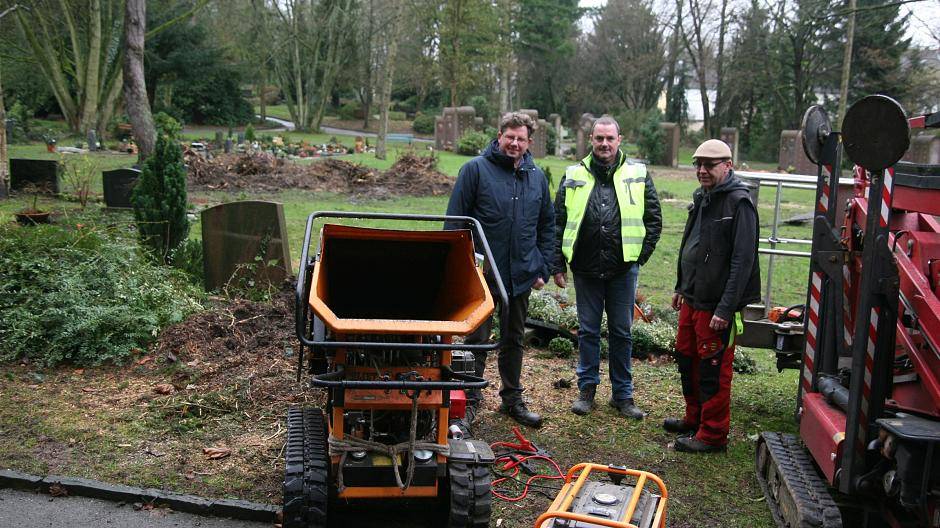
[666,139,760,453]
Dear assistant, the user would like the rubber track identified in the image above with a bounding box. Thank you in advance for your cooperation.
[283,407,329,528]
[756,432,843,528]
[448,462,492,528]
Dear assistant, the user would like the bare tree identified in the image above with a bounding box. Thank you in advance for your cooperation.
[376,0,404,159]
[123,0,154,162]
[268,0,354,131]
[0,4,19,197]
[677,0,732,135]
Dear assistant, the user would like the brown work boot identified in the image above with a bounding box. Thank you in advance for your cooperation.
[571,385,596,416]
[498,400,543,428]
[674,436,727,453]
[609,398,645,420]
[663,417,697,435]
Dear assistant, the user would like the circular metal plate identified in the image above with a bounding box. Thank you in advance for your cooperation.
[842,95,910,171]
[801,105,831,165]
[592,492,619,506]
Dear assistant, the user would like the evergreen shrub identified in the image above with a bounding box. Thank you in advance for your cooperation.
[0,223,202,366]
[131,116,189,262]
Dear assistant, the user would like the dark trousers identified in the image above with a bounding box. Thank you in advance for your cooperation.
[675,303,735,446]
[573,264,639,401]
[465,292,530,406]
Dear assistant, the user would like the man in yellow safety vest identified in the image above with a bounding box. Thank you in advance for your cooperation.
[551,116,662,419]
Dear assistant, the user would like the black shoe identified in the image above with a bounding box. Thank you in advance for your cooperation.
[674,436,727,453]
[609,398,645,420]
[498,401,543,428]
[571,385,597,416]
[663,417,697,435]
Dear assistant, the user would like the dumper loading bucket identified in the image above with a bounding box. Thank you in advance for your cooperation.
[308,223,494,336]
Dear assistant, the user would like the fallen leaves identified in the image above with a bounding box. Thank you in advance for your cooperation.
[153,383,175,395]
[203,446,232,460]
[48,483,68,497]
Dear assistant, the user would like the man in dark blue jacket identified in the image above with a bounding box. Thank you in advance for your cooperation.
[445,112,555,428]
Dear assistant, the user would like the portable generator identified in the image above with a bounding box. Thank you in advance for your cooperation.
[284,211,508,528]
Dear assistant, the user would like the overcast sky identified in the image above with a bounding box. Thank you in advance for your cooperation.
[578,0,940,48]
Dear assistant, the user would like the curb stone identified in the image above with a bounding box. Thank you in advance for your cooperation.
[0,469,278,522]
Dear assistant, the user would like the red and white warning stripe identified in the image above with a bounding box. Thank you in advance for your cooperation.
[802,272,823,392]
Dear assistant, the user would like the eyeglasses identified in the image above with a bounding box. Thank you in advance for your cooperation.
[693,160,728,170]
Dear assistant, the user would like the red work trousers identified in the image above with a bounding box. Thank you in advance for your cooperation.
[675,303,735,446]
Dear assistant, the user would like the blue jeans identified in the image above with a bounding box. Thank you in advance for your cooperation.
[573,264,639,401]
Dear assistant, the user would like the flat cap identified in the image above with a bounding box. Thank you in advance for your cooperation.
[693,139,732,160]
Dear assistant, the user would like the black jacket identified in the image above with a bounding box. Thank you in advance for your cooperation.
[675,172,761,320]
[445,140,555,297]
[552,151,662,278]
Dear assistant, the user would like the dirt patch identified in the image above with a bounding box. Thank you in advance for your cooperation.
[185,151,453,198]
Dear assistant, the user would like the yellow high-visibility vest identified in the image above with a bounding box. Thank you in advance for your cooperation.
[561,155,647,263]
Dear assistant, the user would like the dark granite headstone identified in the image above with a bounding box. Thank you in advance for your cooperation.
[87,129,98,152]
[10,158,60,194]
[224,139,233,154]
[778,130,817,175]
[102,168,141,209]
[4,119,13,139]
[201,200,292,292]
[659,122,680,167]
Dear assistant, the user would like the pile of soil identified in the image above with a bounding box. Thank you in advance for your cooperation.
[150,282,309,409]
[185,151,453,197]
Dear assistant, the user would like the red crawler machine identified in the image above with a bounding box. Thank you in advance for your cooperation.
[757,96,940,527]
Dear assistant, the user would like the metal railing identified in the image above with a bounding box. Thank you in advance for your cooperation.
[735,170,855,315]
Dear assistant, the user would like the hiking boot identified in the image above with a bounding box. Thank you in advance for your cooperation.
[663,417,697,435]
[609,398,645,420]
[571,385,597,416]
[674,436,727,454]
[498,401,543,428]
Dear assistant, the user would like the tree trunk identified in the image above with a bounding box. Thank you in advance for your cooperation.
[80,0,103,135]
[123,0,155,162]
[664,0,682,123]
[0,63,8,197]
[837,0,856,128]
[712,0,729,137]
[376,0,403,160]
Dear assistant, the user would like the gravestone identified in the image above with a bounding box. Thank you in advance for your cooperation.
[658,122,680,167]
[902,134,940,165]
[10,158,60,194]
[224,139,233,154]
[102,168,141,209]
[576,113,596,159]
[87,129,98,152]
[778,130,817,175]
[473,117,484,129]
[201,200,292,292]
[456,106,476,145]
[237,132,246,145]
[720,127,739,161]
[549,113,563,156]
[5,119,13,139]
[214,131,224,146]
[435,107,479,153]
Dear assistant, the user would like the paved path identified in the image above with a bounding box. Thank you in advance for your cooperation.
[260,116,433,143]
[0,488,271,528]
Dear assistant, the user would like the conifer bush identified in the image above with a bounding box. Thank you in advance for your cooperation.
[132,115,189,262]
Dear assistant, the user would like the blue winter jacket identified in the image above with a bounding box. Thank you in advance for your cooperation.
[445,140,556,298]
